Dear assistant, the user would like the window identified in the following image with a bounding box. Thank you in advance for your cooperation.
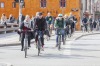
[60,0,66,7]
[40,0,46,8]
[0,2,4,8]
[12,2,16,8]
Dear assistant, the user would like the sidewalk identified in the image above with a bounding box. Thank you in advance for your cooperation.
[0,31,100,47]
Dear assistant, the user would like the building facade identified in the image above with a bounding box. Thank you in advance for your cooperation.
[81,0,95,17]
[0,0,81,30]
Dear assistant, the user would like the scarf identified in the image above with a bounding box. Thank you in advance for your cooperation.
[24,19,31,29]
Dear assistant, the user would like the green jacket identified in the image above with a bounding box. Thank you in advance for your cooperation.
[55,18,64,29]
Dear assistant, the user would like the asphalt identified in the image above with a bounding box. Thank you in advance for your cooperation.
[0,31,100,47]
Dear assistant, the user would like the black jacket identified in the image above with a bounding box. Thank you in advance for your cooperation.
[34,17,47,31]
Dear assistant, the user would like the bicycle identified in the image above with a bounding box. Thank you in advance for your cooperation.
[20,30,32,58]
[57,29,65,50]
[36,31,44,56]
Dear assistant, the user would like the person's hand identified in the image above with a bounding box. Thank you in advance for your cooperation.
[50,24,53,29]
[18,29,21,32]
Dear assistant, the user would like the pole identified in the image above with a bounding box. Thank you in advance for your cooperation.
[19,0,22,27]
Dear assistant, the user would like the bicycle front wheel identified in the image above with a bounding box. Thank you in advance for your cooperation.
[58,35,61,50]
[25,48,27,58]
[37,39,41,56]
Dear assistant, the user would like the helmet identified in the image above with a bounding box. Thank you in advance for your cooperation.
[58,14,63,17]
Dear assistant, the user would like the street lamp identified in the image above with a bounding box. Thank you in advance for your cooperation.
[19,0,24,27]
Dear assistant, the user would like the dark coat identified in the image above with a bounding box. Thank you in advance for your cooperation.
[34,17,47,31]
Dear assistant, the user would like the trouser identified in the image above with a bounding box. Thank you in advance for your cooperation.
[90,23,93,31]
[35,30,44,47]
[21,33,31,49]
[84,24,88,32]
[56,29,65,44]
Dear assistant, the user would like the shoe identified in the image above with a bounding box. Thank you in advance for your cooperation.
[21,48,24,51]
[28,45,31,47]
[55,44,58,47]
[41,45,44,51]
[41,46,44,51]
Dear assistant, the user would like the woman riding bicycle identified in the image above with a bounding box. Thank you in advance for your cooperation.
[19,15,33,51]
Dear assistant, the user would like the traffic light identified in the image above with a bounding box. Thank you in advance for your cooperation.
[15,0,19,3]
[14,0,24,3]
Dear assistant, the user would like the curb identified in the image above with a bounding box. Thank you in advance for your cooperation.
[0,41,35,47]
[75,32,100,40]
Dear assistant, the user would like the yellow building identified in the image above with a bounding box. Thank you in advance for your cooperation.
[0,0,81,30]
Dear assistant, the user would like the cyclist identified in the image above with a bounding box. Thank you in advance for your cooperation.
[45,12,53,35]
[55,14,65,47]
[64,14,71,37]
[88,15,93,32]
[69,12,75,34]
[34,12,47,50]
[19,15,33,51]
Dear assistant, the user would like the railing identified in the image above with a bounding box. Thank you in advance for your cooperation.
[0,23,19,34]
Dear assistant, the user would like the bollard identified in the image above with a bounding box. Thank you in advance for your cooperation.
[4,26,7,34]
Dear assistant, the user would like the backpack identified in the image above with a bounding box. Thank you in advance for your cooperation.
[56,18,64,28]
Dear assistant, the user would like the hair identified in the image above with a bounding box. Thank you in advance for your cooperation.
[2,13,5,16]
[25,15,30,19]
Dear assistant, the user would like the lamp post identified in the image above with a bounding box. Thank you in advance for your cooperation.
[19,0,24,27]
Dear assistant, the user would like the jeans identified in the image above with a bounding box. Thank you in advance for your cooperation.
[56,29,65,44]
[35,30,44,46]
[84,24,88,32]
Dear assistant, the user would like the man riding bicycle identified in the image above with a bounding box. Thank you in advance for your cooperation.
[34,12,47,50]
[55,14,65,47]
[45,12,53,35]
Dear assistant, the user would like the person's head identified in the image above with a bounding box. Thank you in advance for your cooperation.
[47,12,51,17]
[2,13,5,17]
[9,14,12,17]
[69,12,73,16]
[38,12,43,19]
[58,14,63,20]
[25,15,30,22]
[64,14,68,18]
[36,12,40,17]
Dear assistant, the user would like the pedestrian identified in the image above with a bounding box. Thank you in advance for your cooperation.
[82,15,88,32]
[88,15,93,32]
[17,13,25,25]
[93,19,97,31]
[8,14,15,23]
[1,13,7,27]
